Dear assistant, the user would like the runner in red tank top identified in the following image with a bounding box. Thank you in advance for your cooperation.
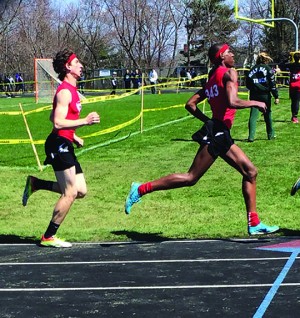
[124,43,279,236]
[22,49,100,247]
[288,52,300,123]
[289,53,300,195]
[52,80,82,142]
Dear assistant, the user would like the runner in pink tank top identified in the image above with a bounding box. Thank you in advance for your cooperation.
[124,43,279,236]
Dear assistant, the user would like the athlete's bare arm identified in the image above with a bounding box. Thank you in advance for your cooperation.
[224,69,266,113]
[73,134,84,148]
[185,89,210,122]
[53,89,100,130]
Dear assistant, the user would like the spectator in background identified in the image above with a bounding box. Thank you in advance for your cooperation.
[110,71,117,95]
[274,64,282,85]
[190,68,197,87]
[0,74,5,93]
[132,69,142,94]
[130,70,135,88]
[78,74,85,94]
[149,68,158,94]
[124,69,131,92]
[186,69,192,87]
[180,67,187,88]
[288,52,300,123]
[4,75,13,97]
[246,52,279,142]
[15,73,24,93]
[290,54,300,189]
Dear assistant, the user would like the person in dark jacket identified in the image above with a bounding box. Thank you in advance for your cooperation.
[123,69,131,92]
[246,52,279,142]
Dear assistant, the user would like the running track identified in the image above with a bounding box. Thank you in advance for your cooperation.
[0,237,299,317]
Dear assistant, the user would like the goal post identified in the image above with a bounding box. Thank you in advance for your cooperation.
[234,0,275,27]
[34,58,86,103]
[34,58,59,103]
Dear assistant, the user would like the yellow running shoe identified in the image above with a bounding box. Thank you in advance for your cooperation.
[40,235,72,248]
[22,176,36,207]
[291,177,300,196]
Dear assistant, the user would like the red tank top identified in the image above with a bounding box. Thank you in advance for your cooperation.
[52,81,82,142]
[205,66,236,129]
[289,66,300,91]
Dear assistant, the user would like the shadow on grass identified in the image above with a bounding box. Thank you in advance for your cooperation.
[0,234,39,244]
[171,138,194,142]
[278,228,300,236]
[221,228,300,244]
[111,229,300,245]
[111,230,172,242]
[234,138,272,142]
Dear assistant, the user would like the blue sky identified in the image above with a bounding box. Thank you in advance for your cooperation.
[52,0,78,6]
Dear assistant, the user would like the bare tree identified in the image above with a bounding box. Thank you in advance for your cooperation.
[57,0,116,69]
[104,0,184,68]
[0,0,23,37]
[0,0,23,74]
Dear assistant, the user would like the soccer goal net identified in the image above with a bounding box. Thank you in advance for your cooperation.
[34,58,59,103]
[34,58,85,103]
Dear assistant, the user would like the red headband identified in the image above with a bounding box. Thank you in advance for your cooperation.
[67,53,77,64]
[212,44,229,63]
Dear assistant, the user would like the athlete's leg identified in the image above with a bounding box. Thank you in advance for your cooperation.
[248,107,259,141]
[220,144,257,213]
[51,166,78,225]
[22,176,61,206]
[75,172,87,199]
[264,108,275,139]
[294,91,300,118]
[264,97,275,139]
[22,169,85,207]
[41,165,78,244]
[219,144,278,235]
[290,91,299,120]
[150,145,216,191]
[125,146,216,214]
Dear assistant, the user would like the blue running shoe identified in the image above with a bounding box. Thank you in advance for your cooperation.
[291,177,300,196]
[248,222,279,236]
[125,182,141,214]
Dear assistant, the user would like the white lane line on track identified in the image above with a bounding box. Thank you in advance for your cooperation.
[1,283,300,292]
[0,240,217,246]
[0,237,293,246]
[0,257,295,266]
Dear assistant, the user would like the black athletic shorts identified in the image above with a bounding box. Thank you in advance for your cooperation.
[192,119,234,159]
[44,133,83,173]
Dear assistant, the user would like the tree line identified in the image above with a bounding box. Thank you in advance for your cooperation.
[0,0,299,82]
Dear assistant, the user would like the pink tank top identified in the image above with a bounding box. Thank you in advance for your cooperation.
[205,66,236,129]
[52,81,82,142]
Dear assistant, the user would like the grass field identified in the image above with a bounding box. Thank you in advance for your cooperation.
[0,88,299,243]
